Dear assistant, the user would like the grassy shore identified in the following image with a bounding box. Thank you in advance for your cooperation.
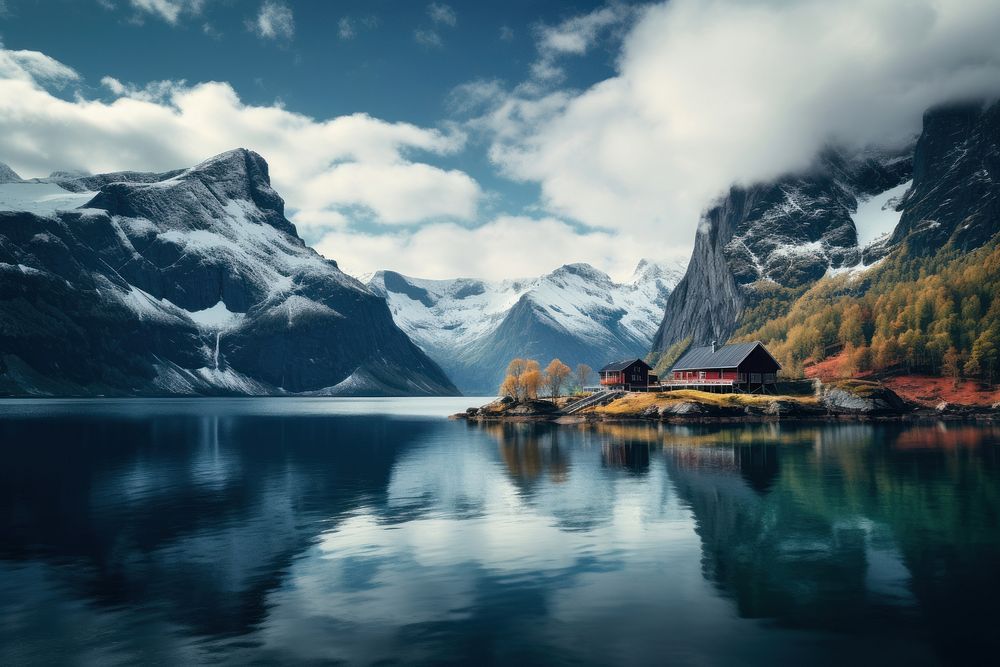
[593,389,820,416]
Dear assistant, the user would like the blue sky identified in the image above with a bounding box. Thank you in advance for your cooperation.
[2,0,629,217]
[2,0,999,279]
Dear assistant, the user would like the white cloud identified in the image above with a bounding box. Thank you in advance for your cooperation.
[314,216,666,280]
[0,53,481,229]
[414,28,443,49]
[415,3,456,48]
[536,6,626,56]
[337,15,378,41]
[337,17,355,40]
[529,5,636,83]
[128,0,205,25]
[475,0,1000,253]
[427,3,456,27]
[250,1,294,41]
[499,25,514,42]
[0,47,79,85]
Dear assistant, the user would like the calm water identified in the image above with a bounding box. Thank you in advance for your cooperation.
[2,399,1000,665]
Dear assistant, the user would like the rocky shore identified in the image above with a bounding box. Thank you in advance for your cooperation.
[453,380,1000,424]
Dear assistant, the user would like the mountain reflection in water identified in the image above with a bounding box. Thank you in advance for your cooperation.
[1,400,999,665]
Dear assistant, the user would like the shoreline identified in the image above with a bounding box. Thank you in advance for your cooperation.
[454,410,1000,425]
[452,384,1000,424]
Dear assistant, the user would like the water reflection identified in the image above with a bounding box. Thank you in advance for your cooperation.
[1,404,999,664]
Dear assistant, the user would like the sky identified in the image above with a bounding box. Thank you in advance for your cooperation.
[2,0,1000,280]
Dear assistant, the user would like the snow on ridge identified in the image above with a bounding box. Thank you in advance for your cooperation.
[368,259,679,356]
[0,182,97,216]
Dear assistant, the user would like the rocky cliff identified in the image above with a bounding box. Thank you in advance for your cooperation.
[0,149,457,396]
[652,100,1000,361]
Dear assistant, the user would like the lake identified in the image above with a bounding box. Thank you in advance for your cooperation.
[1,398,999,665]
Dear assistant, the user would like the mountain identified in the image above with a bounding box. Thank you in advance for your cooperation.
[651,145,913,363]
[0,149,457,396]
[366,259,685,394]
[651,100,1000,383]
[0,162,22,184]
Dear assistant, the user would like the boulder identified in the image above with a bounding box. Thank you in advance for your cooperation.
[821,381,907,415]
[506,400,560,416]
[639,405,661,419]
[666,401,710,416]
[765,400,797,416]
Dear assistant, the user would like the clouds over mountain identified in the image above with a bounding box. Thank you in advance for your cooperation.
[315,215,651,281]
[0,52,481,229]
[5,1,1000,282]
[464,0,1000,246]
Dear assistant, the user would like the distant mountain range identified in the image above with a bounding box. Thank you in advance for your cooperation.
[3,100,995,398]
[0,149,456,396]
[366,260,685,394]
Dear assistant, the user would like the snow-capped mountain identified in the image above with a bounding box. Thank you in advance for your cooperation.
[651,99,1000,362]
[366,259,685,394]
[0,149,457,396]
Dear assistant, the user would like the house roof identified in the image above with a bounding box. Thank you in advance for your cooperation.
[670,341,781,371]
[599,358,651,373]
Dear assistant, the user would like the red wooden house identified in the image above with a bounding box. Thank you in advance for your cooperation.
[598,359,658,391]
[666,341,780,392]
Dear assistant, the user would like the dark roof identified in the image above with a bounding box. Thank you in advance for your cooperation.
[599,358,651,372]
[670,341,781,371]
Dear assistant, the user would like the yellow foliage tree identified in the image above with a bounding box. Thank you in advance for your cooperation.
[507,358,528,382]
[942,346,962,389]
[544,359,571,397]
[522,369,543,399]
[499,374,520,400]
[500,358,543,401]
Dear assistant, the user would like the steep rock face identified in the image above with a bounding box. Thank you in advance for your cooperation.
[0,149,457,396]
[653,100,1000,363]
[886,101,1000,257]
[652,146,913,355]
[367,260,684,394]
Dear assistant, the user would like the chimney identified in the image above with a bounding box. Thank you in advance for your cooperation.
[711,340,717,353]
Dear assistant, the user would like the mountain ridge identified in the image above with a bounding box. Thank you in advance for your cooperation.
[652,99,1000,384]
[366,259,685,394]
[0,148,457,396]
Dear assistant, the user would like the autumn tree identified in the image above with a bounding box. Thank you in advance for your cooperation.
[499,374,520,400]
[499,358,542,401]
[942,346,962,389]
[544,359,571,397]
[522,369,544,399]
[838,303,866,347]
[507,358,528,383]
[575,363,593,391]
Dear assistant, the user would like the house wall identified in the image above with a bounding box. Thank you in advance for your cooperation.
[601,361,651,388]
[739,345,782,374]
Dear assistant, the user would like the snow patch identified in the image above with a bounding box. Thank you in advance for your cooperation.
[825,256,885,279]
[187,300,245,330]
[0,183,96,215]
[852,180,911,247]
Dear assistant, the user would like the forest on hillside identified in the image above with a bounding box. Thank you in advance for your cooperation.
[734,236,1000,385]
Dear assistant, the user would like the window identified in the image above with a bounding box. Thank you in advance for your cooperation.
[699,371,705,379]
